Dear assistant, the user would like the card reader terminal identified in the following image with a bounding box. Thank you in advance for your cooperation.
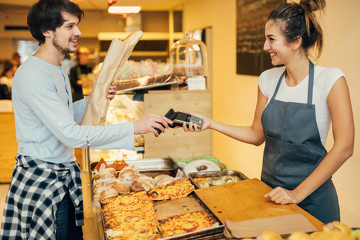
[155,108,204,136]
[171,111,204,129]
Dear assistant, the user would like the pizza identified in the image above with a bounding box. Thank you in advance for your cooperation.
[147,178,195,201]
[108,230,159,240]
[159,211,219,238]
[101,191,160,239]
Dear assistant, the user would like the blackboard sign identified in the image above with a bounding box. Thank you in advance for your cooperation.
[236,0,285,76]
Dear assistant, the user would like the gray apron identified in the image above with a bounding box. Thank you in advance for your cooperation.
[261,61,340,223]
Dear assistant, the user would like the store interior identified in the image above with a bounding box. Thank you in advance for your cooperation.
[0,0,359,235]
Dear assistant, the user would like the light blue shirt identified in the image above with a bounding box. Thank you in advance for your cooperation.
[12,56,134,163]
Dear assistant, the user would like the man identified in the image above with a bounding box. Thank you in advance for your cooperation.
[0,0,172,239]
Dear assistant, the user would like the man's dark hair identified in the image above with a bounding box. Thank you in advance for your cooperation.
[27,0,84,44]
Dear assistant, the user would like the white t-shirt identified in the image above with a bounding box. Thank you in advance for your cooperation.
[259,65,345,146]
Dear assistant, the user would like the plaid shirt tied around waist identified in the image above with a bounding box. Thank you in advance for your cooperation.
[1,155,84,240]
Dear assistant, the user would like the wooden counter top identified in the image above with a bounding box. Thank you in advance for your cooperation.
[81,175,324,240]
[195,178,324,231]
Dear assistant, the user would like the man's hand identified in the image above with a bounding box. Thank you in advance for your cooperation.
[134,114,173,136]
[107,81,117,101]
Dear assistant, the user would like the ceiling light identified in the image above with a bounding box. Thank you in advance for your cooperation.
[108,6,141,15]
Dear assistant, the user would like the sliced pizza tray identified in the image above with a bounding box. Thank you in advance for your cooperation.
[99,190,225,240]
[154,193,225,240]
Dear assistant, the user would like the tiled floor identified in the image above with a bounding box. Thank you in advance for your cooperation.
[0,184,10,224]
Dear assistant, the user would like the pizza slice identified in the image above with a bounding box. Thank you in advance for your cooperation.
[147,178,195,201]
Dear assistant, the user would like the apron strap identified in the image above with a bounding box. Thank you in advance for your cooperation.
[307,60,314,108]
[271,70,286,100]
[271,60,315,109]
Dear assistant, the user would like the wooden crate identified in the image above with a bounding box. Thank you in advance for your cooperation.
[0,112,17,183]
[144,90,211,160]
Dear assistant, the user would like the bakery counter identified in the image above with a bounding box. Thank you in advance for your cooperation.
[81,158,324,240]
[0,103,17,183]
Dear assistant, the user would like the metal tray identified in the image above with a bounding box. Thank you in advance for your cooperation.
[100,192,225,240]
[91,158,186,178]
[93,158,226,239]
[116,74,184,93]
[188,170,248,189]
[159,192,225,240]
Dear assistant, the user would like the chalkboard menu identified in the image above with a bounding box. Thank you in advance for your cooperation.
[236,0,284,76]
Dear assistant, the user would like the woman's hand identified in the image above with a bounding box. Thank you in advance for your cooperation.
[264,186,299,205]
[181,112,211,132]
[107,81,117,101]
[133,113,173,136]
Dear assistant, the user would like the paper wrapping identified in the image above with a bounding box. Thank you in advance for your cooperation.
[224,213,317,239]
[81,31,144,126]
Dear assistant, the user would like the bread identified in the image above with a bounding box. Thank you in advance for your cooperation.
[288,232,312,240]
[311,230,353,240]
[93,158,107,171]
[257,230,282,240]
[154,174,176,187]
[323,221,352,235]
[118,165,139,181]
[111,179,132,194]
[183,160,220,176]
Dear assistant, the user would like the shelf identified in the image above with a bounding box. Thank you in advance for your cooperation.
[97,32,184,41]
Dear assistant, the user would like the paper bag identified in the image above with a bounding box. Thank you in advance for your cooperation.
[81,31,143,126]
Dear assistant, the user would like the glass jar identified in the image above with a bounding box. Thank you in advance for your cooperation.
[170,31,209,77]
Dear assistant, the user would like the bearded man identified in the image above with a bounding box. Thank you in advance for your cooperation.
[0,0,172,239]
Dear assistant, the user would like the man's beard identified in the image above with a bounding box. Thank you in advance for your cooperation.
[52,35,74,54]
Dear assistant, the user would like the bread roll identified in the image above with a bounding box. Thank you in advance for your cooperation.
[323,221,352,235]
[311,230,353,240]
[288,232,311,240]
[257,230,282,240]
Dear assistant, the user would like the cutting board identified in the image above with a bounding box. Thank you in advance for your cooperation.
[194,178,324,231]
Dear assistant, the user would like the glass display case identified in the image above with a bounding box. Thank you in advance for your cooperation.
[89,94,145,164]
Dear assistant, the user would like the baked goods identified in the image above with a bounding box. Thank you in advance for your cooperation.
[116,74,182,91]
[101,191,160,240]
[193,175,241,188]
[153,174,177,187]
[147,178,195,201]
[93,158,128,172]
[257,230,282,240]
[310,230,353,240]
[117,165,139,181]
[108,160,128,171]
[93,158,107,171]
[323,221,353,235]
[131,175,156,192]
[108,230,158,240]
[288,232,312,240]
[93,163,117,180]
[183,160,221,176]
[159,211,219,238]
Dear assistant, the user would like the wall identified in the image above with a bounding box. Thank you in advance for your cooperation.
[183,0,360,226]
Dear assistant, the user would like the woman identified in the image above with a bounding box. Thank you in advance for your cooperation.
[185,0,354,224]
